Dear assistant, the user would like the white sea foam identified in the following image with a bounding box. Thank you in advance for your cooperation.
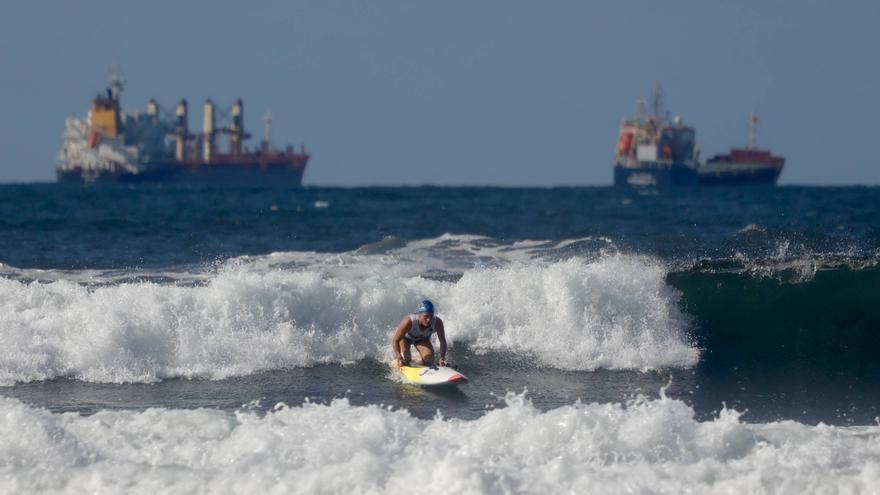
[1,393,878,494]
[0,236,697,384]
[737,223,767,234]
[446,255,694,370]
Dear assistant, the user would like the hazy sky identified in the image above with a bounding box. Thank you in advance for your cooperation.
[1,1,878,185]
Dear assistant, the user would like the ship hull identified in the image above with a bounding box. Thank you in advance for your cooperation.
[697,160,782,186]
[700,170,779,186]
[57,159,308,186]
[614,164,699,187]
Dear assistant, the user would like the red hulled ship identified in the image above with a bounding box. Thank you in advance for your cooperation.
[57,69,309,185]
[699,113,785,185]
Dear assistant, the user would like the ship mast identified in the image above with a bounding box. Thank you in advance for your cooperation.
[108,64,125,101]
[650,81,663,119]
[262,108,273,152]
[748,112,758,150]
[636,98,647,120]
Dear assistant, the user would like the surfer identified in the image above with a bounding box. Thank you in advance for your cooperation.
[392,299,448,368]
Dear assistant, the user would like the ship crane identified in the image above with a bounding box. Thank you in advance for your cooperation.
[262,109,272,152]
[748,112,759,150]
[213,99,252,157]
[158,99,253,162]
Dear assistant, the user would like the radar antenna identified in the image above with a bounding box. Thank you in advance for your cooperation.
[108,64,125,101]
[636,98,647,119]
[650,81,663,118]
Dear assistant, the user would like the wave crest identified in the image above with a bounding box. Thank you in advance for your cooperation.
[0,253,697,384]
[447,256,697,370]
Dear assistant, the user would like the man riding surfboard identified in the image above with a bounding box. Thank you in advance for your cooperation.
[392,299,448,367]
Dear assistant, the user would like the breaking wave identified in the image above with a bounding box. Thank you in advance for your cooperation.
[1,392,878,494]
[0,243,697,384]
[5,231,880,386]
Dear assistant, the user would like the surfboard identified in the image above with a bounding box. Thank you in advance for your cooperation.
[397,363,469,386]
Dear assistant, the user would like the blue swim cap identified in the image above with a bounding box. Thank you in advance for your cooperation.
[417,299,434,314]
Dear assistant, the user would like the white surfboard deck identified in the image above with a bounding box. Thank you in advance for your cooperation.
[396,363,469,386]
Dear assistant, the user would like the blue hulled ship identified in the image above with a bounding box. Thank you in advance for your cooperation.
[613,83,785,187]
[613,83,699,187]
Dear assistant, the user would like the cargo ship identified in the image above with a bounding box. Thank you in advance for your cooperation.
[698,113,785,185]
[613,83,785,187]
[57,69,309,185]
[613,82,699,187]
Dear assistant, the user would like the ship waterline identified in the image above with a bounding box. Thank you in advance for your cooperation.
[698,161,782,186]
[57,153,308,185]
[614,163,698,187]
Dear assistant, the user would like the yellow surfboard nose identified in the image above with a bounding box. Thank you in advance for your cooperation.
[396,364,469,386]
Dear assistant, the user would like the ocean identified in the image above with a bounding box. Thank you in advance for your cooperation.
[1,184,879,493]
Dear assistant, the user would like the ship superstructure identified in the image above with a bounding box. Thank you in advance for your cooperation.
[699,113,785,185]
[613,82,699,187]
[57,69,309,185]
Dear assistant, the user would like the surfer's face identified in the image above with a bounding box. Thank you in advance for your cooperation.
[418,313,433,327]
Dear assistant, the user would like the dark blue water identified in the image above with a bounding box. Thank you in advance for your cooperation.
[1,184,878,425]
[3,184,876,269]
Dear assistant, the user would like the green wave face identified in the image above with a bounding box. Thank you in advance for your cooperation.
[669,266,880,374]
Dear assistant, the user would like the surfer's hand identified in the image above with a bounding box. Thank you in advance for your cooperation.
[438,358,448,367]
[396,357,406,367]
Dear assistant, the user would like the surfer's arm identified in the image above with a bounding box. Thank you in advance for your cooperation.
[436,319,447,365]
[391,317,412,363]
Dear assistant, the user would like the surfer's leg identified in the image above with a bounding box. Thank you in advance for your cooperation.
[414,341,435,366]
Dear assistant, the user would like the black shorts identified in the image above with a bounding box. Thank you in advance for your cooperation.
[404,335,432,346]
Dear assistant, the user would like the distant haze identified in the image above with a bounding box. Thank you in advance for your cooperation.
[1,1,878,185]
